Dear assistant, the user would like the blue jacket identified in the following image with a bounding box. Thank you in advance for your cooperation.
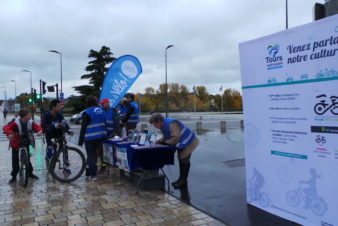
[103,107,119,136]
[162,118,195,150]
[84,107,107,141]
[127,101,139,125]
[117,104,128,121]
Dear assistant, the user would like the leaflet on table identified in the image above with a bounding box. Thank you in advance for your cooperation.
[116,145,130,172]
[103,142,115,166]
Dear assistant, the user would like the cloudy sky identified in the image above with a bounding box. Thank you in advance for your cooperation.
[0,0,321,99]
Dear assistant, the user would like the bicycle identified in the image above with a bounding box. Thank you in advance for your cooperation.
[18,145,29,187]
[14,132,38,188]
[46,125,86,183]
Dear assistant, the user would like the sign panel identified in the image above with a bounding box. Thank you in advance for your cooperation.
[239,15,338,226]
[100,55,142,108]
[14,103,20,112]
[103,142,115,166]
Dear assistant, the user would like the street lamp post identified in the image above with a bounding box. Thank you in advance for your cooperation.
[22,69,33,104]
[286,0,288,29]
[1,86,7,109]
[165,44,174,117]
[49,50,63,95]
[11,80,16,103]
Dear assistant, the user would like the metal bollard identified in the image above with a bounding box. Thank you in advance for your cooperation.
[240,120,244,129]
[220,121,226,133]
[196,121,202,130]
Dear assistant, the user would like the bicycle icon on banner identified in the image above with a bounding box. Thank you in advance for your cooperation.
[314,94,338,115]
[315,135,326,146]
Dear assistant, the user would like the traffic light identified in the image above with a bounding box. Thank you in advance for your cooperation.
[314,0,338,21]
[28,98,32,103]
[42,81,47,94]
[36,94,41,99]
[47,86,55,92]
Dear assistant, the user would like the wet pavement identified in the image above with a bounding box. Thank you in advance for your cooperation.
[164,128,299,226]
[68,112,299,225]
[0,111,300,226]
[0,113,225,226]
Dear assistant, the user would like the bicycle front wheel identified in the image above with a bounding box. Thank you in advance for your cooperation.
[19,150,29,188]
[49,146,86,183]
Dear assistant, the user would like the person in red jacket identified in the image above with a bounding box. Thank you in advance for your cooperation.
[3,108,43,184]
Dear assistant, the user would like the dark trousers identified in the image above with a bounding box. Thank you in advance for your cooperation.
[85,141,99,177]
[11,148,33,178]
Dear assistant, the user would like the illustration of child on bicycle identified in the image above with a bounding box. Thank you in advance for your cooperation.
[286,168,327,216]
[299,168,320,209]
[3,108,43,184]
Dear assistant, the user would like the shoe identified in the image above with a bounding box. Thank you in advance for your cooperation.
[63,168,72,175]
[8,177,16,184]
[85,168,90,177]
[89,176,97,181]
[173,163,190,189]
[29,174,39,179]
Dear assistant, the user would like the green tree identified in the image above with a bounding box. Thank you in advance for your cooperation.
[195,86,208,102]
[74,46,116,97]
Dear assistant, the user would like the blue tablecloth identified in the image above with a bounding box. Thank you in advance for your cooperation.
[132,145,176,170]
[103,139,176,171]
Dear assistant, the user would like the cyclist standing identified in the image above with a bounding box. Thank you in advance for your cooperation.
[3,108,43,184]
[42,99,73,159]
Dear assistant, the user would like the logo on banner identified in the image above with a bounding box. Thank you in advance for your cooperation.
[266,44,283,70]
[315,135,326,146]
[314,94,338,116]
[121,61,138,78]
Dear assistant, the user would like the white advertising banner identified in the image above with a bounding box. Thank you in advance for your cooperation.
[239,15,338,226]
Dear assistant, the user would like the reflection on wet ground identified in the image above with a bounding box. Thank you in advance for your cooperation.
[164,128,299,226]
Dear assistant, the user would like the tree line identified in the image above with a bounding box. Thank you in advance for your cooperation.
[67,45,242,113]
[138,84,242,113]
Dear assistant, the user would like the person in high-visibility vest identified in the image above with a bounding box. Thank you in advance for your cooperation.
[116,97,128,136]
[121,93,139,134]
[97,98,120,172]
[149,113,199,188]
[78,96,107,180]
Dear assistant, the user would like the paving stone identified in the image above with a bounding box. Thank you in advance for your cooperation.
[0,132,226,226]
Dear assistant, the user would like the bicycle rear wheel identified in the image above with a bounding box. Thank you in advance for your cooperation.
[49,146,86,183]
[19,149,29,188]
